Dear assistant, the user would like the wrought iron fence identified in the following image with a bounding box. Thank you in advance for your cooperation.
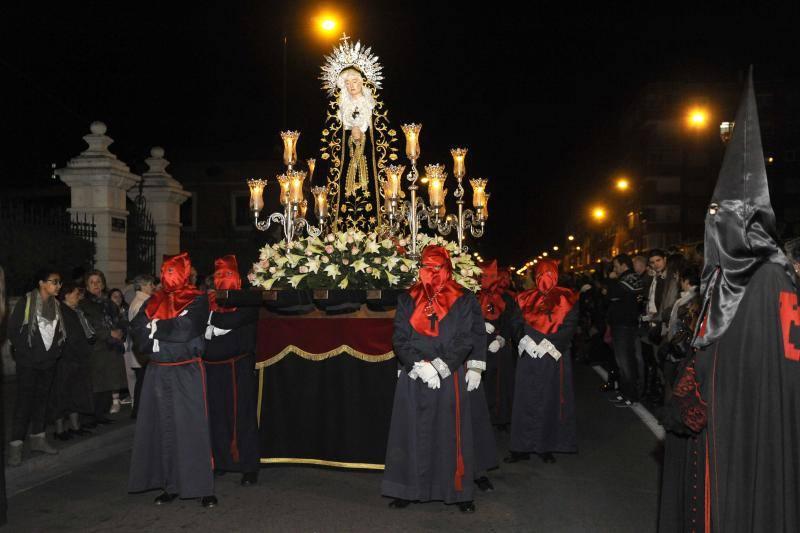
[0,200,97,296]
[127,195,157,277]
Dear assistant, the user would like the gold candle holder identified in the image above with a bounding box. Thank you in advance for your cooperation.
[311,186,329,218]
[425,164,446,208]
[300,199,309,218]
[401,123,421,160]
[247,178,267,212]
[281,130,300,167]
[451,148,467,179]
[384,164,405,199]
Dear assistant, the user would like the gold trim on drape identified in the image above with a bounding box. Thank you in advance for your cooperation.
[260,457,384,470]
[256,367,264,429]
[255,345,395,369]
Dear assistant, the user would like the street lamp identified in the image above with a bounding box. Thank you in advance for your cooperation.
[615,177,630,192]
[591,206,607,221]
[567,235,575,241]
[686,107,709,130]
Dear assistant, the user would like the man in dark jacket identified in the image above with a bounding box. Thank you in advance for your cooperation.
[606,254,643,406]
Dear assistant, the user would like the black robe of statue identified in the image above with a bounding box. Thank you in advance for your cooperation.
[382,293,478,504]
[483,293,519,427]
[204,306,260,475]
[509,303,579,454]
[467,293,498,476]
[659,264,800,532]
[128,295,214,499]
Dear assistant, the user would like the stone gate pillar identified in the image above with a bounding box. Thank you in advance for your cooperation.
[130,147,190,273]
[58,121,140,289]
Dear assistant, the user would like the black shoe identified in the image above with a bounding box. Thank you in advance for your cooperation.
[458,501,476,513]
[613,397,634,408]
[54,431,73,441]
[539,452,556,464]
[503,452,530,464]
[69,428,93,437]
[600,380,618,392]
[388,498,411,509]
[154,492,178,505]
[474,476,494,492]
[241,472,258,486]
[94,417,114,425]
[201,495,218,508]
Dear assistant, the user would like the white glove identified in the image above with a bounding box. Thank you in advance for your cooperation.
[485,322,496,334]
[147,319,160,353]
[539,339,562,361]
[488,339,501,353]
[425,374,441,390]
[414,361,439,383]
[518,335,536,356]
[496,335,506,348]
[465,369,482,391]
[408,367,419,380]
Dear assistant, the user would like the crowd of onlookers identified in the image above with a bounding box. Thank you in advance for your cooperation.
[560,239,800,413]
[1,265,208,467]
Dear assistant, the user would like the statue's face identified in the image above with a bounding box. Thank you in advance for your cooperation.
[344,73,364,97]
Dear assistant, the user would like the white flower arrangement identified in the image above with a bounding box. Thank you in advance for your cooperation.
[249,230,481,291]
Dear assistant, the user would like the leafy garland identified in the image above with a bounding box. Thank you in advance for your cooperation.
[248,230,481,292]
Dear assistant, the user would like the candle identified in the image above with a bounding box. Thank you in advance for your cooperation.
[425,164,446,208]
[384,164,405,199]
[312,186,329,218]
[277,174,291,206]
[281,130,300,167]
[300,199,308,218]
[307,158,316,182]
[470,178,487,210]
[247,178,267,212]
[401,123,421,160]
[289,170,306,204]
[482,192,491,220]
[451,148,467,179]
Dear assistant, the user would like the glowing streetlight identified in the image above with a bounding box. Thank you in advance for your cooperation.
[567,235,575,241]
[553,245,559,251]
[542,252,549,257]
[615,178,630,191]
[687,107,709,129]
[592,206,607,221]
[314,14,341,37]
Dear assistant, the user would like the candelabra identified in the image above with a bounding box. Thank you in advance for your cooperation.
[383,124,490,257]
[247,131,326,248]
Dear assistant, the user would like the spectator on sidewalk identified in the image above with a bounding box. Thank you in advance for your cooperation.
[605,254,644,406]
[108,288,130,413]
[126,274,155,418]
[80,270,127,427]
[50,281,95,440]
[6,268,66,466]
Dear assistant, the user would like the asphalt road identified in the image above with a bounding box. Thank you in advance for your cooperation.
[6,362,661,532]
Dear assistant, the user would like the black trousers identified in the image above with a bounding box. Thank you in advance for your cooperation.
[12,364,56,441]
[132,365,146,417]
[94,391,112,420]
[611,326,640,402]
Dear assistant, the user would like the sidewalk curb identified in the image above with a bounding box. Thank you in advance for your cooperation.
[5,424,135,497]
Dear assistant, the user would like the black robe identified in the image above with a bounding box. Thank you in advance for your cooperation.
[509,303,579,454]
[483,293,519,426]
[467,293,498,476]
[49,303,94,419]
[128,295,214,499]
[204,306,260,475]
[382,293,478,504]
[659,264,800,532]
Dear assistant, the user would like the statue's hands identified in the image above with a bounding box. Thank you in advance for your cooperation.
[351,127,363,141]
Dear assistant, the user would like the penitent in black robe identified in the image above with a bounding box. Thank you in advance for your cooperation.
[382,293,478,504]
[128,295,214,499]
[509,303,579,455]
[466,293,498,476]
[204,306,260,475]
[659,264,800,532]
[483,293,519,427]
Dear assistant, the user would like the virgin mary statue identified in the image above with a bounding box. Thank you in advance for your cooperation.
[320,37,399,232]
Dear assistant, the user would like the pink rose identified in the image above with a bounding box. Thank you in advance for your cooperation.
[342,258,350,265]
[325,245,334,254]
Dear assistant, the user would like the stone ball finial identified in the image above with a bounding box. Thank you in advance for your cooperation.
[151,146,165,158]
[90,121,107,135]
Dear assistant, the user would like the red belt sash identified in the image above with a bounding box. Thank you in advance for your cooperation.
[204,353,250,463]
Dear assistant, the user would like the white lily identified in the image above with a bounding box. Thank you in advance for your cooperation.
[289,274,307,288]
[351,258,369,273]
[324,264,341,279]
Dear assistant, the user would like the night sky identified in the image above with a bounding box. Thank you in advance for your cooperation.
[3,4,800,265]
